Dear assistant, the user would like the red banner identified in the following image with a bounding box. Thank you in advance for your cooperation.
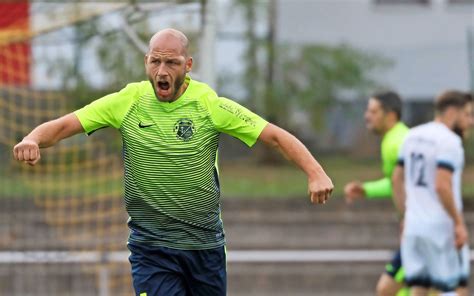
[0,1,30,86]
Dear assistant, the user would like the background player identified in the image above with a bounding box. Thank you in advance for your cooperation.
[392,90,473,296]
[344,91,409,296]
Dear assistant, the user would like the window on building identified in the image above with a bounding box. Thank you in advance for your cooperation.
[375,0,430,4]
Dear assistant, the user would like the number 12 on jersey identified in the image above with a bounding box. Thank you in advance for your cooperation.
[410,152,428,187]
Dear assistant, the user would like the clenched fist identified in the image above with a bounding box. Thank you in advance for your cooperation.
[13,139,41,166]
[308,174,334,204]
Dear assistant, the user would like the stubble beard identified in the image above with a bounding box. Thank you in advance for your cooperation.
[453,124,466,140]
[149,70,187,102]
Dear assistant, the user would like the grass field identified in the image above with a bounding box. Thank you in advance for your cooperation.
[219,156,474,199]
[2,156,473,199]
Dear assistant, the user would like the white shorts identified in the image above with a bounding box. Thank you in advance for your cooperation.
[401,235,470,291]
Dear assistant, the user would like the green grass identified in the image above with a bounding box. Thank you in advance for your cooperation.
[219,157,381,198]
[0,175,35,198]
[219,156,474,199]
[2,156,473,199]
[0,171,123,199]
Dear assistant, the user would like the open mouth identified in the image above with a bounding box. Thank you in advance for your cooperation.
[158,81,170,91]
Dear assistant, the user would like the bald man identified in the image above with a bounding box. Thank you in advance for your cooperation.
[13,28,333,296]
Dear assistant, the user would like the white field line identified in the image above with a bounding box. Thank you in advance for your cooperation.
[0,249,473,264]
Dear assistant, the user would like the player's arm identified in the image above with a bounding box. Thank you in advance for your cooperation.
[391,164,405,215]
[359,136,404,200]
[346,128,408,202]
[13,113,84,166]
[344,175,392,205]
[362,178,392,199]
[345,160,393,203]
[435,167,468,249]
[258,123,334,204]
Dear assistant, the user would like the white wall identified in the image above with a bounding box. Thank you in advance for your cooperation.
[276,0,474,100]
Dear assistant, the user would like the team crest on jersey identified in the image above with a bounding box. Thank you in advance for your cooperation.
[174,118,195,141]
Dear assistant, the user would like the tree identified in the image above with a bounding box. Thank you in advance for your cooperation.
[273,43,392,129]
[231,0,391,129]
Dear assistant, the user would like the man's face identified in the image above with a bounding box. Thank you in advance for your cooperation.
[364,98,387,135]
[144,36,192,102]
[453,103,474,139]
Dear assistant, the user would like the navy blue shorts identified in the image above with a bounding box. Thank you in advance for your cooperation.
[385,248,405,282]
[127,242,226,296]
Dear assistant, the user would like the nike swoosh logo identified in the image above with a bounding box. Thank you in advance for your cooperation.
[138,122,155,128]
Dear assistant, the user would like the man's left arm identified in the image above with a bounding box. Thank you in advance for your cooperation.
[258,123,334,204]
[362,178,392,199]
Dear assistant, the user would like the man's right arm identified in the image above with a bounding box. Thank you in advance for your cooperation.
[391,164,405,215]
[13,82,140,166]
[435,167,468,249]
[13,113,84,166]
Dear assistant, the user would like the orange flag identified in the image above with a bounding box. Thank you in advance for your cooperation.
[0,1,30,86]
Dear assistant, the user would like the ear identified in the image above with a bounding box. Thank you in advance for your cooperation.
[185,57,193,73]
[385,111,398,122]
[144,54,148,67]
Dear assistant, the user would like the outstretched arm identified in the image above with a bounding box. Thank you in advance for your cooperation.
[258,123,334,204]
[12,113,84,166]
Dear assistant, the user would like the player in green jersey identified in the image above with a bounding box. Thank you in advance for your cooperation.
[344,91,409,296]
[13,28,333,296]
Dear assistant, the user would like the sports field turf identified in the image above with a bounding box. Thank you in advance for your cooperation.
[2,156,473,199]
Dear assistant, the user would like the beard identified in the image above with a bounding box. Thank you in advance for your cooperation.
[149,69,187,102]
[173,71,186,96]
[453,124,465,140]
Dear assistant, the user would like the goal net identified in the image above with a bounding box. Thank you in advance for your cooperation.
[0,2,184,295]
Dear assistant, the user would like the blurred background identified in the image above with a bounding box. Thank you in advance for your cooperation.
[0,0,473,295]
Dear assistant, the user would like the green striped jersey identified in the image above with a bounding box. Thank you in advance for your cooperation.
[74,75,268,250]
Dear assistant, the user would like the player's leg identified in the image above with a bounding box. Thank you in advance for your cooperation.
[376,273,404,296]
[376,249,406,296]
[128,243,188,296]
[426,237,465,296]
[456,244,470,296]
[180,246,227,296]
[410,287,429,296]
[402,235,431,296]
[456,287,469,296]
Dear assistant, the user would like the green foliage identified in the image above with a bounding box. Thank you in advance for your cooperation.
[465,135,474,161]
[94,29,149,90]
[44,12,150,109]
[274,43,393,128]
[231,0,269,112]
[230,0,392,129]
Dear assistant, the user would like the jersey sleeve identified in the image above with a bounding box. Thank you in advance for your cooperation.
[209,97,268,147]
[363,177,392,199]
[74,83,139,134]
[436,139,461,172]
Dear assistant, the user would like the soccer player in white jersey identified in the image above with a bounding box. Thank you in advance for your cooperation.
[392,90,473,296]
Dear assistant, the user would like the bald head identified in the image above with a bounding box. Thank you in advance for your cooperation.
[145,28,193,103]
[148,28,189,57]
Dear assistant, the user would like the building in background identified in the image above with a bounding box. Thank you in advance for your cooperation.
[5,0,473,154]
[277,0,473,102]
[273,0,473,153]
